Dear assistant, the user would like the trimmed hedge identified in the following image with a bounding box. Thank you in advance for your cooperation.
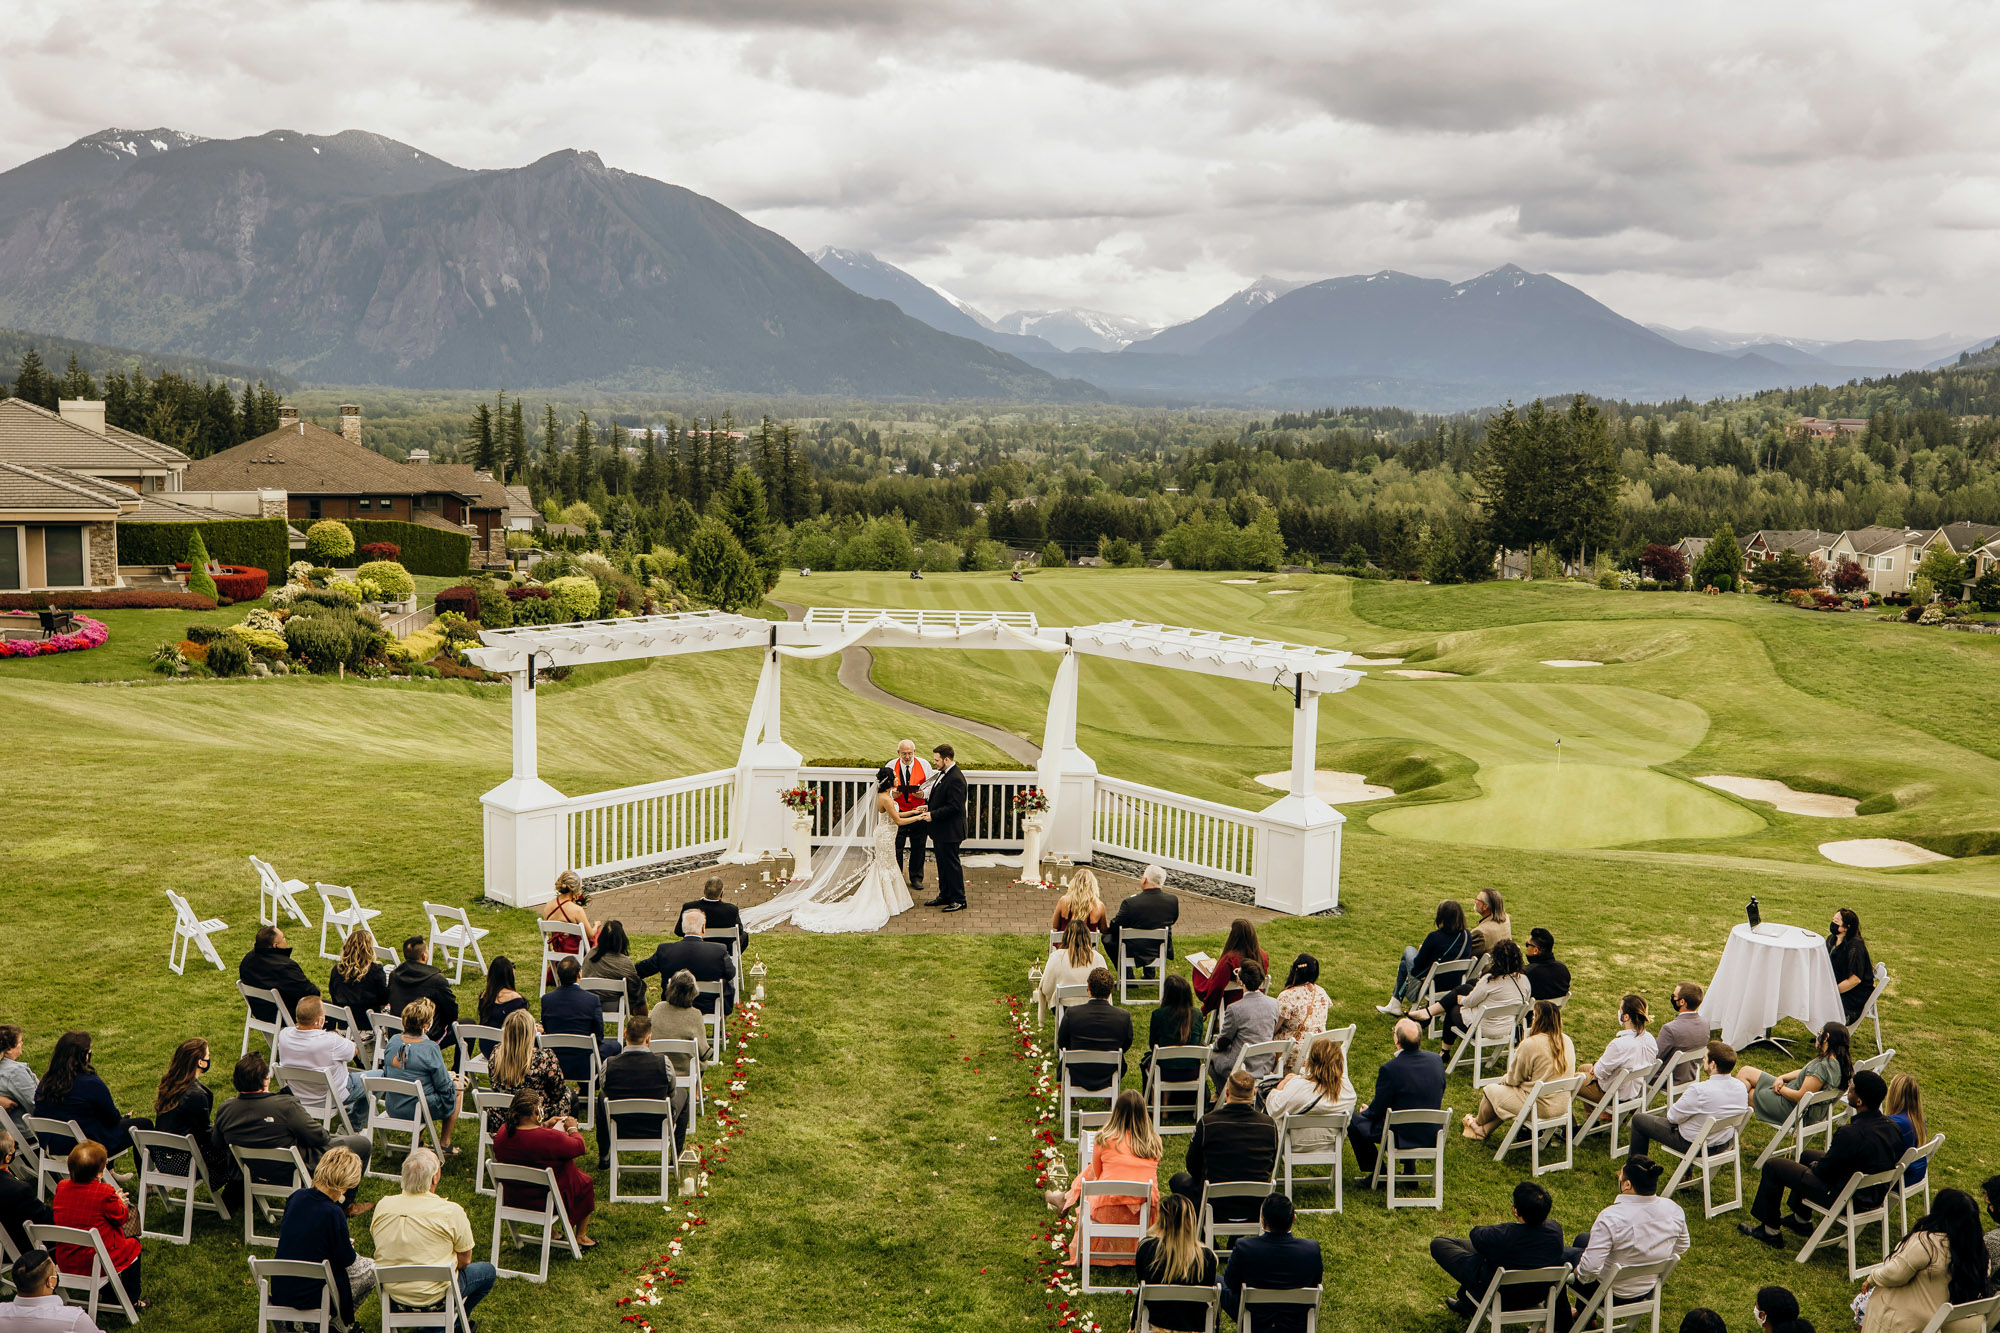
[434,585,479,618]
[0,589,216,610]
[118,518,288,583]
[346,520,471,577]
[175,562,270,600]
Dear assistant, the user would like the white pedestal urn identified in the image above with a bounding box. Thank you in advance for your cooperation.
[788,809,814,881]
[1015,811,1047,885]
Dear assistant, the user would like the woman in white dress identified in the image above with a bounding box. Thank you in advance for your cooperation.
[744,769,925,935]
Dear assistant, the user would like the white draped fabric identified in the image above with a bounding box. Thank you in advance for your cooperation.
[1701,922,1846,1048]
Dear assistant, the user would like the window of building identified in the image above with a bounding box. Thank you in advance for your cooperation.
[1880,556,1894,571]
[44,524,84,587]
[356,498,372,511]
[378,498,395,513]
[0,527,19,590]
[307,498,323,522]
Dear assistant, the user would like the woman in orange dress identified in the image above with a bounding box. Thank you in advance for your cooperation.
[1043,1090,1163,1266]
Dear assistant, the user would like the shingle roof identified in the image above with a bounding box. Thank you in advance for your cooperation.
[410,509,474,535]
[1747,529,1835,554]
[1932,521,2000,554]
[126,494,246,522]
[504,483,536,517]
[0,397,185,472]
[415,462,508,510]
[0,460,136,515]
[187,420,474,498]
[1841,525,1928,556]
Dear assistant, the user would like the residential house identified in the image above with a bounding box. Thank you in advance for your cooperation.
[1795,417,1868,440]
[1742,529,1837,580]
[1918,522,2000,602]
[1672,535,1710,568]
[504,485,539,532]
[1824,526,1931,596]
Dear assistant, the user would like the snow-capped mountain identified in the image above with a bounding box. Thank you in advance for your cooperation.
[1646,324,1999,373]
[1129,275,1307,354]
[989,308,1158,353]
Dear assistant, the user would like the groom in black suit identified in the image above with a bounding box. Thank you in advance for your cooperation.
[923,744,968,912]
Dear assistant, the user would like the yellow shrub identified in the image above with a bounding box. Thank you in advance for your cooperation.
[233,627,290,657]
[388,628,446,665]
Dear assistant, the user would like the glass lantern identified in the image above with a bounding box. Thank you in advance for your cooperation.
[1028,963,1043,983]
[677,1144,702,1197]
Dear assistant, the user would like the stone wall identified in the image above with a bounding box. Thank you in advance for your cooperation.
[88,523,119,587]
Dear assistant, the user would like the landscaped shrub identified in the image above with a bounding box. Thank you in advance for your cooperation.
[184,624,223,645]
[282,601,386,673]
[386,628,447,666]
[243,607,284,632]
[1597,568,1620,590]
[358,541,401,563]
[356,560,416,602]
[117,518,288,584]
[434,585,479,619]
[212,565,269,600]
[305,520,356,564]
[433,611,478,645]
[545,575,602,621]
[292,584,360,609]
[508,593,562,626]
[0,615,107,658]
[346,520,470,576]
[185,531,219,600]
[471,576,513,629]
[0,590,215,610]
[204,633,251,677]
[233,626,289,658]
[177,639,208,664]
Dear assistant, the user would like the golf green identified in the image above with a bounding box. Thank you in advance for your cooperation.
[1368,760,1767,848]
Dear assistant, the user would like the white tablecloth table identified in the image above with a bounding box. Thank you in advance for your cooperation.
[1701,922,1846,1049]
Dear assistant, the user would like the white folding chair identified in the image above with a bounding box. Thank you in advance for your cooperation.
[578,978,630,1039]
[1656,1108,1751,1219]
[1311,1025,1356,1066]
[250,856,314,931]
[651,1038,706,1128]
[695,980,727,1065]
[1230,1039,1293,1079]
[1917,1293,2000,1333]
[1147,1045,1209,1136]
[1051,982,1091,1020]
[0,1105,42,1199]
[606,1097,677,1204]
[471,1090,510,1198]
[1446,1002,1526,1088]
[538,919,587,996]
[1417,959,1474,1041]
[537,1034,602,1132]
[423,902,490,985]
[164,889,229,975]
[1752,1084,1845,1170]
[230,1144,308,1248]
[1463,1265,1570,1333]
[1568,1256,1678,1333]
[1078,1178,1153,1294]
[1279,1110,1350,1214]
[1059,1050,1122,1141]
[454,1025,504,1093]
[27,1222,142,1326]
[1893,1133,1944,1234]
[238,981,295,1057]
[367,1011,403,1070]
[314,882,381,963]
[1637,1048,1706,1118]
[703,927,743,983]
[1240,1286,1323,1333]
[1861,963,1889,1053]
[487,1161,582,1282]
[1198,1179,1271,1252]
[1575,1063,1654,1160]
[24,1116,85,1201]
[1135,1282,1220,1333]
[133,1127,230,1244]
[1369,1106,1453,1209]
[360,1073,444,1182]
[274,1065,355,1136]
[1796,1162,1900,1279]
[320,1001,373,1069]
[1492,1074,1586,1176]
[1116,929,1170,1004]
[250,1256,337,1333]
[376,1263,473,1333]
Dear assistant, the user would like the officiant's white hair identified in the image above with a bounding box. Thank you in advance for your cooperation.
[1141,864,1167,888]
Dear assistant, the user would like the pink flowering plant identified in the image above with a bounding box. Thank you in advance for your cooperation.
[0,615,108,658]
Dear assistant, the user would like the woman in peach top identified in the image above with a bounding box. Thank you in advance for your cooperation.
[1043,1089,1163,1265]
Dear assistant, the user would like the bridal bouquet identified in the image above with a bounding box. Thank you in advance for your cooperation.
[1011,786,1049,814]
[778,786,820,813]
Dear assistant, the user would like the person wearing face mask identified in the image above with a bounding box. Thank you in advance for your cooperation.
[1825,909,1876,1027]
[1739,1069,1901,1250]
[1753,1285,1815,1333]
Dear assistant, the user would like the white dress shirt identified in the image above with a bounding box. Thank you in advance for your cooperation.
[273,1025,359,1116]
[1665,1072,1750,1147]
[1576,1192,1690,1296]
[0,1293,105,1331]
[1592,1029,1659,1102]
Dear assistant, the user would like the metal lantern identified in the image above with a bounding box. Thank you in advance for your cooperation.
[1040,857,1063,886]
[1028,963,1044,983]
[748,955,768,980]
[1046,1153,1070,1191]
[774,850,796,881]
[677,1144,701,1197]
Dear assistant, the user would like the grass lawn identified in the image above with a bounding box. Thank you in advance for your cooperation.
[2,569,1997,1330]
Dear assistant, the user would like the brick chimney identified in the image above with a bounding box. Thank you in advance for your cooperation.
[339,404,361,444]
[57,400,107,434]
[278,405,298,427]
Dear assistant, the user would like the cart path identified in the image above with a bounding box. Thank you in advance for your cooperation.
[772,599,1042,764]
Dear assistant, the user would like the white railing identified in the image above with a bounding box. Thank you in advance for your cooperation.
[562,769,734,877]
[382,604,436,639]
[800,607,1039,633]
[1091,776,1260,887]
[798,767,1038,847]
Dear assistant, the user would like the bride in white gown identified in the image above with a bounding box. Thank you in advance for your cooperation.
[740,769,922,935]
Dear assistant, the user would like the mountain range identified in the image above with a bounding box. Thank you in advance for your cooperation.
[1643,324,1999,375]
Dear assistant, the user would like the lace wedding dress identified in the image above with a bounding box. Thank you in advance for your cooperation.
[740,798,916,935]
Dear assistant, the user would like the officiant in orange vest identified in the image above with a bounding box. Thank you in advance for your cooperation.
[889,738,930,890]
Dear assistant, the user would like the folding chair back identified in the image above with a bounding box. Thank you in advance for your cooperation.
[27,1222,141,1326]
[1492,1073,1586,1176]
[134,1126,230,1243]
[1052,982,1091,1016]
[703,927,743,981]
[1464,1265,1570,1333]
[1862,962,1889,1053]
[164,888,229,975]
[1797,1162,1901,1280]
[1446,1000,1526,1088]
[1135,1283,1220,1333]
[1311,1025,1356,1065]
[1279,1109,1351,1214]
[1852,1048,1895,1079]
[1078,1178,1154,1293]
[376,1264,472,1333]
[250,1256,337,1333]
[1754,1084,1845,1169]
[1117,928,1170,1004]
[1567,1256,1678,1333]
[695,980,727,1064]
[1576,1062,1654,1159]
[229,1144,308,1247]
[605,1097,677,1204]
[578,978,630,1038]
[1198,1179,1272,1251]
[537,1034,601,1131]
[1917,1292,2000,1333]
[360,1073,443,1181]
[250,856,314,930]
[1146,1045,1208,1136]
[313,882,381,963]
[0,1105,40,1191]
[367,1010,403,1070]
[1658,1108,1752,1219]
[238,981,293,1056]
[274,1065,354,1136]
[320,1002,372,1067]
[1239,1285,1323,1333]
[471,1089,511,1197]
[487,1160,582,1282]
[1371,1106,1452,1209]
[1059,1049,1122,1141]
[423,901,491,985]
[23,1116,84,1200]
[651,1037,706,1128]
[538,918,588,996]
[1639,1048,1705,1117]
[1893,1132,1944,1233]
[1418,958,1473,1039]
[455,1024,504,1087]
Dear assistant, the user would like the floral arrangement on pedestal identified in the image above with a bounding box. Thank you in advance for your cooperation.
[0,615,108,658]
[1012,786,1050,814]
[778,786,821,814]
[1005,993,1105,1333]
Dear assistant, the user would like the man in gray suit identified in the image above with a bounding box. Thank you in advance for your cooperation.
[1209,961,1281,1089]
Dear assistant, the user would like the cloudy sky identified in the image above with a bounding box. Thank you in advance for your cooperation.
[4,0,1997,339]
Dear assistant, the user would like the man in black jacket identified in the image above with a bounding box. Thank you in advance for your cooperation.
[597,1012,681,1168]
[1740,1069,1902,1248]
[239,926,322,1025]
[543,958,613,1080]
[1170,1069,1279,1223]
[213,1053,372,1209]
[637,910,734,1014]
[0,1129,51,1254]
[1430,1180,1564,1318]
[921,744,968,911]
[1102,865,1179,974]
[1055,969,1132,1092]
[1220,1193,1323,1333]
[1524,928,1571,1001]
[1350,1018,1447,1178]
[386,937,460,1053]
[675,876,748,953]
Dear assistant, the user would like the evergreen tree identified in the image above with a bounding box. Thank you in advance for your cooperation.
[1752,548,1815,596]
[254,383,282,435]
[201,381,239,457]
[598,418,630,495]
[635,430,666,509]
[238,382,259,439]
[1553,394,1618,566]
[779,423,815,522]
[12,348,56,409]
[468,403,497,472]
[1692,523,1743,591]
[564,411,593,504]
[753,416,784,504]
[681,516,764,611]
[659,495,699,551]
[714,467,781,591]
[540,403,562,493]
[58,353,97,400]
[505,399,529,484]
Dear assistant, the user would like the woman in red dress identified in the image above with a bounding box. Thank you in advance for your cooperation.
[542,871,598,986]
[1192,918,1269,1016]
[491,1089,597,1248]
[50,1140,143,1310]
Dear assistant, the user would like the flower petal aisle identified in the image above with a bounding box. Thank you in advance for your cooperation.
[1006,992,1106,1333]
[616,996,769,1330]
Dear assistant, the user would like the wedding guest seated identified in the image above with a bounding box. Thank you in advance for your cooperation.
[1429,1180,1563,1320]
[1980,1176,2000,1280]
[1142,975,1202,1110]
[239,926,321,1026]
[1350,1019,1446,1179]
[1755,1287,1814,1333]
[1885,1074,1929,1190]
[1736,1022,1851,1130]
[1272,955,1331,1072]
[1629,1042,1748,1162]
[1524,928,1571,1001]
[214,1052,373,1210]
[49,1142,142,1313]
[598,1012,681,1167]
[492,1090,596,1248]
[637,910,734,1014]
[1564,1156,1688,1326]
[1057,969,1133,1095]
[1209,962,1280,1091]
[273,1147,376,1327]
[150,1039,234,1189]
[1,1247,98,1331]
[0,1131,51,1257]
[486,1011,572,1133]
[383,1001,463,1148]
[1040,921,1109,1015]
[1220,1194,1322,1333]
[371,1148,498,1322]
[1654,984,1710,1090]
[1263,1036,1356,1150]
[540,871,598,985]
[1858,1188,1988,1333]
[1680,1313,1727,1333]
[1406,939,1532,1062]
[276,997,367,1130]
[327,929,391,1020]
[1050,869,1109,935]
[1043,1090,1162,1267]
[1193,919,1269,1017]
[647,971,713,1071]
[1471,888,1512,956]
[1132,1196,1218,1332]
[676,876,748,953]
[1169,1071,1277,1225]
[1825,909,1876,1028]
[386,938,460,1053]
[542,959,616,1078]
[583,921,648,1018]
[34,1032,148,1164]
[1576,995,1657,1123]
[1738,1069,1900,1249]
[1379,898,1475,1017]
[1464,1000,1575,1141]
[0,1025,38,1117]
[1103,864,1178,975]
[477,957,532,1056]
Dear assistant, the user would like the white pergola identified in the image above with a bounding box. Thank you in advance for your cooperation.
[467,608,1363,914]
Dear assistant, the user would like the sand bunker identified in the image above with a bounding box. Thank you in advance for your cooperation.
[1221,578,1260,585]
[1818,839,1951,868]
[1541,659,1603,668]
[1697,776,1859,818]
[1348,655,1405,666]
[1384,669,1460,679]
[1255,770,1395,804]
[1267,589,1299,595]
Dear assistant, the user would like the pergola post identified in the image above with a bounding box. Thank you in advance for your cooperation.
[1288,691,1319,798]
[723,647,803,863]
[1256,684,1342,914]
[479,667,570,908]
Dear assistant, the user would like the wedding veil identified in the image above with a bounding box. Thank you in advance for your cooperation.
[739,778,882,933]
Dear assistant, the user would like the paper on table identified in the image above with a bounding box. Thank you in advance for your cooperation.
[1187,952,1216,976]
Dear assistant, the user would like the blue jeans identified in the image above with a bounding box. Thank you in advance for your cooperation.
[389,1262,497,1327]
[1393,945,1420,1001]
